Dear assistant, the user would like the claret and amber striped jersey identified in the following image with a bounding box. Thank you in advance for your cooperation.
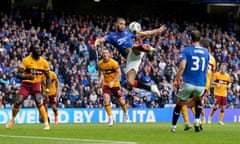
[42,71,58,96]
[206,54,216,90]
[20,55,50,83]
[98,58,121,87]
[213,71,231,97]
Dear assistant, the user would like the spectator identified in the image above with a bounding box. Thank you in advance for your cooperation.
[0,9,239,109]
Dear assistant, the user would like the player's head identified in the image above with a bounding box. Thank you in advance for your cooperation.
[200,38,210,48]
[200,38,211,52]
[220,63,227,73]
[116,17,126,32]
[190,30,201,42]
[102,48,111,62]
[30,41,41,59]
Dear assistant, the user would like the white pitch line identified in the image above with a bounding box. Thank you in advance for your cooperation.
[0,134,137,144]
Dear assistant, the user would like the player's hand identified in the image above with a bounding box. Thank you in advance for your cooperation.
[173,79,182,91]
[44,93,49,103]
[28,75,34,80]
[94,39,100,48]
[109,81,114,88]
[173,80,178,92]
[159,25,167,33]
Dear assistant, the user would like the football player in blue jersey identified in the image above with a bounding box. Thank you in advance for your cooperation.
[170,30,209,132]
[95,17,166,96]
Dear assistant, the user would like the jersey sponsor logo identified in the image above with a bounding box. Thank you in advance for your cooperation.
[102,69,116,74]
[117,36,128,46]
[216,80,228,85]
[25,69,44,75]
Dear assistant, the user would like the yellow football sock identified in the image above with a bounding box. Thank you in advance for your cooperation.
[181,104,189,124]
[104,104,112,116]
[219,110,224,121]
[201,109,205,118]
[210,108,217,117]
[191,107,196,116]
[118,99,127,113]
[38,105,48,123]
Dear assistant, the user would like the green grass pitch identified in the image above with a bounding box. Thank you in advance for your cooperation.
[0,122,239,144]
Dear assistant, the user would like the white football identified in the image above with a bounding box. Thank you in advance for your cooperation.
[129,21,141,34]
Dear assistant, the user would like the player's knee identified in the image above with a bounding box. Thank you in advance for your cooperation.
[103,94,110,105]
[104,101,110,106]
[126,79,135,87]
[35,95,43,105]
[14,95,24,106]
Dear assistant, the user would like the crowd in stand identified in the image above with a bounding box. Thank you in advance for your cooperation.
[0,7,239,109]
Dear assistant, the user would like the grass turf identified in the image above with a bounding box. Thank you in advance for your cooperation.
[0,122,239,144]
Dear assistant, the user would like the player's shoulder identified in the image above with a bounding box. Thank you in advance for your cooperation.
[50,71,57,78]
[50,70,56,75]
[107,31,117,37]
[210,54,216,60]
[214,71,221,75]
[98,59,104,65]
[182,45,194,51]
[109,58,119,64]
[22,55,31,61]
[39,56,49,63]
[22,55,33,64]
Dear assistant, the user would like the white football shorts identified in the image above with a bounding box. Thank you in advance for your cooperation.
[178,82,205,101]
[125,48,144,73]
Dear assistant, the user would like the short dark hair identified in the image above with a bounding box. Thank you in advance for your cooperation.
[191,30,201,42]
[116,17,125,23]
[30,43,40,51]
[30,41,40,51]
[200,38,210,48]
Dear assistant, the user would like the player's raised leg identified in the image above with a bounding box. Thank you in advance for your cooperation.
[125,49,160,96]
[5,94,25,129]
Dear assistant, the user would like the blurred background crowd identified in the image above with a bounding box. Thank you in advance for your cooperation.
[0,2,239,109]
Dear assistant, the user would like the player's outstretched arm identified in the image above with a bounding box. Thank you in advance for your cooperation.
[95,38,106,47]
[137,25,167,37]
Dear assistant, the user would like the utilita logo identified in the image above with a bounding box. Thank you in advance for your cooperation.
[233,115,240,122]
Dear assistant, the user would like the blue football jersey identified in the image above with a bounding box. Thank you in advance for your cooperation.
[180,46,210,86]
[104,29,136,58]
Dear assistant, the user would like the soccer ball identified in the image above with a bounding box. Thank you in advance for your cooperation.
[129,21,141,34]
